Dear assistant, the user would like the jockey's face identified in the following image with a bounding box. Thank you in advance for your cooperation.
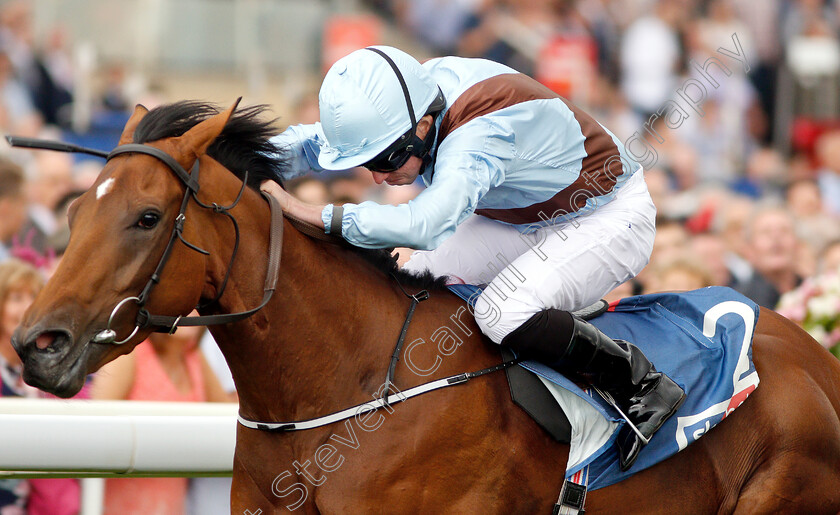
[368,114,434,186]
[370,157,422,185]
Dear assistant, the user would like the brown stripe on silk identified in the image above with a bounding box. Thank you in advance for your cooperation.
[438,73,558,141]
[437,74,623,225]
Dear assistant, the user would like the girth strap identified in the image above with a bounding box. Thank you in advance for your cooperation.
[138,191,284,330]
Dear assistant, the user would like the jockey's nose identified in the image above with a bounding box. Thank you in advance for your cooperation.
[371,171,388,185]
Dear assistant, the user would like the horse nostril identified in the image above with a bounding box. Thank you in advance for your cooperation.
[32,331,69,354]
[36,333,56,350]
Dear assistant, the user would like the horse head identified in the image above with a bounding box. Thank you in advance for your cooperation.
[13,101,245,397]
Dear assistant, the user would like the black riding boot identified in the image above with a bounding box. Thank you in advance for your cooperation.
[501,309,686,471]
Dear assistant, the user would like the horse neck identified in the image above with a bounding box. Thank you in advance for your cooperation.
[202,189,426,422]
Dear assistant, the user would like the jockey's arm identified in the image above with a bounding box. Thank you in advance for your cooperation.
[260,171,481,249]
[259,179,326,228]
[269,123,329,181]
[324,152,497,250]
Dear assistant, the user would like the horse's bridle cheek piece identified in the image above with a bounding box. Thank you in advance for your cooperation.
[3,135,283,345]
[87,143,284,345]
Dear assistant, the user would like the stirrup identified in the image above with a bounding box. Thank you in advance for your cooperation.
[592,385,649,445]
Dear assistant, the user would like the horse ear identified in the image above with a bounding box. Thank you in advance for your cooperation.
[118,104,149,145]
[176,98,241,159]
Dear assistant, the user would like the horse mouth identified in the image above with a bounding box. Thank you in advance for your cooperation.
[15,329,107,398]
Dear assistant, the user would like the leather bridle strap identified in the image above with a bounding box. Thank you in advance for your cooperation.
[138,191,284,330]
[284,211,346,245]
[106,143,284,333]
[109,144,201,192]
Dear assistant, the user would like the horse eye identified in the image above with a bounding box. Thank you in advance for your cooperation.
[137,212,160,230]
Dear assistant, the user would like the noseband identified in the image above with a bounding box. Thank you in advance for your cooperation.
[6,136,284,345]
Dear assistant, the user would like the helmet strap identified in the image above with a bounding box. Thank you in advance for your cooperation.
[414,122,438,174]
[365,47,442,175]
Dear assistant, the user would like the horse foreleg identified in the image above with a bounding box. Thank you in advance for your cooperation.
[230,451,323,515]
[733,452,840,514]
[230,453,277,515]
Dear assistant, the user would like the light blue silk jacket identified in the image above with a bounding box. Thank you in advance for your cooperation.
[272,57,640,250]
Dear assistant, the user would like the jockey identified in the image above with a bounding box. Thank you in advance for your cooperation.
[262,46,685,471]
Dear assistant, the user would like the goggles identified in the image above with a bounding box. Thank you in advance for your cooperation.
[362,47,444,173]
[363,128,425,173]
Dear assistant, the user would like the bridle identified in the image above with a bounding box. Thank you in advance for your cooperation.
[6,136,284,345]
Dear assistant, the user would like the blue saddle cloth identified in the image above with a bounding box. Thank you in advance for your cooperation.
[447,284,760,490]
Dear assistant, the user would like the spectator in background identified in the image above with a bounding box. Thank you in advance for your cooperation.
[732,0,781,143]
[393,0,484,56]
[0,259,41,512]
[689,231,734,286]
[459,0,588,76]
[731,147,786,199]
[816,130,840,215]
[91,314,230,515]
[690,0,754,65]
[819,239,840,275]
[795,238,818,280]
[648,258,714,293]
[635,220,688,292]
[781,0,838,44]
[100,63,130,113]
[655,138,700,195]
[731,204,801,308]
[0,157,27,262]
[0,259,83,515]
[680,100,738,185]
[715,194,754,284]
[650,220,690,265]
[19,150,73,253]
[0,47,40,138]
[642,167,671,210]
[0,0,72,128]
[685,0,761,163]
[619,0,683,121]
[786,177,840,253]
[0,259,40,397]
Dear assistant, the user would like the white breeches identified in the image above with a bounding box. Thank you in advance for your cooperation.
[402,170,656,344]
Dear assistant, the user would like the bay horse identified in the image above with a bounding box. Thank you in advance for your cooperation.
[12,101,840,513]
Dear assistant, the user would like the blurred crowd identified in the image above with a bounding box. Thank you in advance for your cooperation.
[1,0,840,512]
[0,3,230,512]
[331,0,840,316]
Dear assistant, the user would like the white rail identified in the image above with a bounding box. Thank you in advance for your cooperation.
[0,398,238,475]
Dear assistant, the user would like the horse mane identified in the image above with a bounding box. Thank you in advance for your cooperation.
[132,100,447,291]
[132,100,282,189]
